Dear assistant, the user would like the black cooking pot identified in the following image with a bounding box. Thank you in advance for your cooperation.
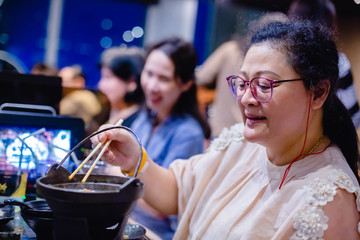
[36,165,144,240]
[35,125,145,240]
[0,199,53,239]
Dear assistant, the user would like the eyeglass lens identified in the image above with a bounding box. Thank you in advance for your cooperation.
[229,77,272,102]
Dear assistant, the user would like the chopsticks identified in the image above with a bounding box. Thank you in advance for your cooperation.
[68,119,124,183]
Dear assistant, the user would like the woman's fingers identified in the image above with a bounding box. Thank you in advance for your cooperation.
[101,149,116,165]
[90,124,140,169]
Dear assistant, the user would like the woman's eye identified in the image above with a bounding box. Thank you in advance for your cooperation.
[238,83,246,89]
[146,71,153,77]
[159,76,171,83]
[257,84,271,91]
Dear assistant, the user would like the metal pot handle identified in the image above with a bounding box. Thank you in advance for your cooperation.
[0,199,30,210]
[55,125,144,178]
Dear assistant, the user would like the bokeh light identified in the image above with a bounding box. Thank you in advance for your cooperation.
[132,26,144,38]
[100,36,112,48]
[122,30,134,42]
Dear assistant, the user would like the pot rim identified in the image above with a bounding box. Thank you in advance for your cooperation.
[36,175,141,195]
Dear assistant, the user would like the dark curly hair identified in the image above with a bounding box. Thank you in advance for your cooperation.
[145,37,211,139]
[249,20,359,182]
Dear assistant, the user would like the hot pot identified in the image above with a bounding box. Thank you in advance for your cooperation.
[36,125,146,240]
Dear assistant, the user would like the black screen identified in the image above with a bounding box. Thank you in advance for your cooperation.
[0,72,62,114]
[0,112,84,198]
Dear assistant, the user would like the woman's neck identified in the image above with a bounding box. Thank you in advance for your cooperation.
[266,131,329,166]
[154,110,171,126]
[111,99,134,111]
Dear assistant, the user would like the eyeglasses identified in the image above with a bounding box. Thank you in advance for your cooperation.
[226,76,303,103]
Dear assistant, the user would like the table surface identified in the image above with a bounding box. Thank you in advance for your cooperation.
[0,217,36,240]
[0,216,161,240]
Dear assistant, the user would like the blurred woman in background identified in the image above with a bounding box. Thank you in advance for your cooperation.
[129,37,210,240]
[98,46,145,127]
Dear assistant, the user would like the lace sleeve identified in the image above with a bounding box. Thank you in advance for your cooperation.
[207,123,245,152]
[291,169,360,240]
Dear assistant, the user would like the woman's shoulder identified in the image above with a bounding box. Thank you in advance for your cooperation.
[313,145,359,185]
[322,187,360,239]
[207,123,246,152]
[170,114,204,133]
[130,109,148,126]
[291,167,360,239]
[173,123,257,162]
[186,123,261,170]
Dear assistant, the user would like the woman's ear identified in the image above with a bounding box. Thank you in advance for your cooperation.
[180,79,194,93]
[312,79,330,110]
[126,77,137,92]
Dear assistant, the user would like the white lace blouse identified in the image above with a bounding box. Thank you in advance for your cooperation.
[169,124,360,239]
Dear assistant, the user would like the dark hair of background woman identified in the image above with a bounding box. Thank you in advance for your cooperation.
[249,20,359,182]
[145,37,211,139]
[100,47,145,104]
[287,0,337,33]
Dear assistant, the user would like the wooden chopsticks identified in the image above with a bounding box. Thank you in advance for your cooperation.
[68,119,124,183]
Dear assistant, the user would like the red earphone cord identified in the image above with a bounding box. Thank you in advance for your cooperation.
[278,96,329,189]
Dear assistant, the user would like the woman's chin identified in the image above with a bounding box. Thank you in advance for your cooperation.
[244,127,263,143]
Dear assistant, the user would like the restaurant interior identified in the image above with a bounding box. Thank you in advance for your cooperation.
[0,0,359,239]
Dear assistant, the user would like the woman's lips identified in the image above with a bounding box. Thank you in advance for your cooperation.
[145,92,162,104]
[147,95,162,105]
[246,114,266,125]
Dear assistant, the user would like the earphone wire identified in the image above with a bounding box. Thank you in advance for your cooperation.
[278,94,325,189]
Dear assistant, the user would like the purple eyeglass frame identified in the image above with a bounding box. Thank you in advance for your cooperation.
[226,75,303,103]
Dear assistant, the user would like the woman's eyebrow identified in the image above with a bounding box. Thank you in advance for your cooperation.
[239,70,281,78]
[258,70,281,78]
[238,71,248,78]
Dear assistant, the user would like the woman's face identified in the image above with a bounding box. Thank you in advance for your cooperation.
[141,50,187,120]
[98,67,130,104]
[239,43,310,148]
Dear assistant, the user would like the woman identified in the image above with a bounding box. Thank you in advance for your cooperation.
[128,37,210,239]
[93,20,360,239]
[98,46,145,127]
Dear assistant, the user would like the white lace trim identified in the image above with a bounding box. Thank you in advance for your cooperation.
[303,179,337,206]
[293,169,360,239]
[293,205,328,240]
[207,124,244,152]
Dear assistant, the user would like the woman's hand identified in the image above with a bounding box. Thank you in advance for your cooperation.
[92,123,179,215]
[91,124,140,173]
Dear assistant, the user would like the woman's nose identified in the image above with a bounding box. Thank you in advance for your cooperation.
[145,77,159,91]
[241,87,257,105]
